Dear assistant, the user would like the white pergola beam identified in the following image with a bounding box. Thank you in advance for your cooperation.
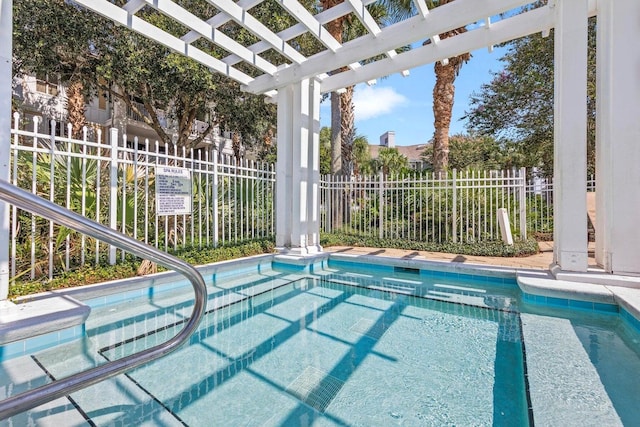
[73,0,254,85]
[142,0,277,75]
[202,0,306,64]
[322,5,555,93]
[245,0,534,93]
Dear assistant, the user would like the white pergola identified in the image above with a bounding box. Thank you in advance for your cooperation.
[1,0,639,298]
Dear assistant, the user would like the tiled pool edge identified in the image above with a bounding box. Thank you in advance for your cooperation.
[4,252,640,361]
[329,253,636,322]
[0,254,276,360]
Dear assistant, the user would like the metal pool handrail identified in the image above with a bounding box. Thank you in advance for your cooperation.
[0,179,208,420]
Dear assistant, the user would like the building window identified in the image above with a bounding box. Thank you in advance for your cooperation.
[35,73,59,96]
[98,92,107,110]
[98,78,108,110]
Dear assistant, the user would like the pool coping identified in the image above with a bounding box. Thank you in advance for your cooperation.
[0,297,90,345]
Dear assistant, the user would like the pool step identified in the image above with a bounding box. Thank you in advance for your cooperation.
[0,297,90,345]
[520,313,624,426]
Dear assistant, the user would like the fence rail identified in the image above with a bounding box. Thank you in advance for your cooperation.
[321,169,527,243]
[9,113,275,281]
[320,170,593,243]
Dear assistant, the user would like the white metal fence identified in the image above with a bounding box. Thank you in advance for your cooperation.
[8,113,592,281]
[320,170,592,243]
[9,113,275,281]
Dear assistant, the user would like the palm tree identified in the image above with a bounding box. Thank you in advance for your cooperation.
[428,0,470,172]
[320,0,347,175]
[374,147,409,175]
[322,1,392,177]
[379,0,470,173]
[353,134,372,176]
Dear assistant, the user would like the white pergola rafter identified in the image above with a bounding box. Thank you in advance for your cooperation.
[202,0,307,64]
[181,0,263,44]
[273,0,362,73]
[345,0,409,77]
[140,0,277,75]
[276,0,342,52]
[73,0,254,85]
[122,0,146,14]
[220,0,380,74]
[412,0,430,18]
[245,0,534,94]
[321,4,562,93]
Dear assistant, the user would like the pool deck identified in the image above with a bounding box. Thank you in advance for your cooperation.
[324,241,562,270]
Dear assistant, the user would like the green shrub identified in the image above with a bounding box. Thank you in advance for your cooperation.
[320,232,539,257]
[9,238,275,299]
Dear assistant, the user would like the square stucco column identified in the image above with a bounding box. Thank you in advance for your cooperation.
[595,0,640,274]
[275,78,322,255]
[552,0,589,272]
[0,0,12,299]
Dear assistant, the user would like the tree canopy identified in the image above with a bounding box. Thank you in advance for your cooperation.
[463,16,596,176]
[13,0,279,152]
[422,133,526,171]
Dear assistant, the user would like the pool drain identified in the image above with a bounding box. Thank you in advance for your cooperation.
[285,366,344,412]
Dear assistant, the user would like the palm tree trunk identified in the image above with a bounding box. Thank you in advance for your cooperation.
[231,131,242,165]
[340,85,355,176]
[330,92,342,174]
[66,79,86,139]
[432,60,456,173]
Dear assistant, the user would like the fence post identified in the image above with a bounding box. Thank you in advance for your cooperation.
[109,128,119,264]
[452,169,457,243]
[0,0,11,299]
[378,171,384,239]
[212,152,219,248]
[519,167,527,240]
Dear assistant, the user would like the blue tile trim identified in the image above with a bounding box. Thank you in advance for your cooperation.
[594,302,619,313]
[0,325,84,362]
[621,309,640,333]
[327,259,395,273]
[522,292,618,315]
[328,259,517,288]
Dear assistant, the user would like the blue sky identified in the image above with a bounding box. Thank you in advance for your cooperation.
[319,46,507,146]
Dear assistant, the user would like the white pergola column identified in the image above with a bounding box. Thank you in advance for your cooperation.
[275,78,322,255]
[595,0,640,274]
[552,0,588,272]
[0,0,12,299]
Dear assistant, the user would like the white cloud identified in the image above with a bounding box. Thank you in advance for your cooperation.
[353,86,408,121]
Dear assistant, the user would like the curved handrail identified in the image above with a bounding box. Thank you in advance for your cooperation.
[0,180,208,419]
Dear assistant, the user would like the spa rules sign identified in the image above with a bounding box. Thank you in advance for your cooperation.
[156,166,192,215]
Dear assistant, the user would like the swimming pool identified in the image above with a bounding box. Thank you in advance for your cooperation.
[1,255,639,426]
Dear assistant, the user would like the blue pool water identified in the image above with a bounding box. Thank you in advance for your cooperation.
[1,260,640,426]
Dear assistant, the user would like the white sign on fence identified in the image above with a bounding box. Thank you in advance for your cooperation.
[156,166,192,215]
